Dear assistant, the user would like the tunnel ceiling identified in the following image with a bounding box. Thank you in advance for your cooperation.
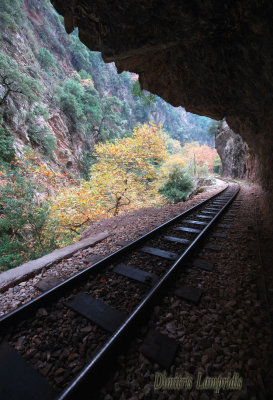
[51,0,273,185]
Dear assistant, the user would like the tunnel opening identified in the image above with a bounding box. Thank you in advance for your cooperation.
[0,0,234,270]
[51,0,273,203]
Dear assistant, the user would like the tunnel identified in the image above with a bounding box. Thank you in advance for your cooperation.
[0,1,273,399]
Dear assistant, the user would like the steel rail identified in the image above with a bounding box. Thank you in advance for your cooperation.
[57,184,240,400]
[0,185,228,330]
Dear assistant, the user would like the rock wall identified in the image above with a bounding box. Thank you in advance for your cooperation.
[0,0,215,180]
[50,0,273,189]
[215,120,249,179]
[0,1,93,178]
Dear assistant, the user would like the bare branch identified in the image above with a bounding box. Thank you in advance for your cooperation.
[70,218,90,229]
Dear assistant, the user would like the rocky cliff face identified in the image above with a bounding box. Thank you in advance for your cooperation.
[51,0,273,189]
[0,0,92,177]
[215,121,249,179]
[0,0,215,180]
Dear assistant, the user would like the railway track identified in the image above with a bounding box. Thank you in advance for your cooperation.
[0,183,240,400]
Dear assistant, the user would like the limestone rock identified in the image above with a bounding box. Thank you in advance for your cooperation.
[215,120,249,179]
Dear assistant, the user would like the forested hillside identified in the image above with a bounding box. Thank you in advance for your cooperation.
[0,0,214,178]
[0,0,219,270]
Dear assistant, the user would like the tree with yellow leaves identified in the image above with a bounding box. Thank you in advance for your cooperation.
[49,123,167,245]
[90,122,167,214]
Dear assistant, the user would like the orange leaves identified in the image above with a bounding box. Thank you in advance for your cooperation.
[13,148,71,194]
[159,142,217,177]
[181,142,217,171]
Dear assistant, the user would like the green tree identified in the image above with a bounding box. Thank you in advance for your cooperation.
[131,80,156,106]
[208,120,221,136]
[27,125,56,159]
[132,98,151,124]
[28,104,50,122]
[0,52,40,106]
[0,0,25,30]
[96,96,123,141]
[0,118,15,164]
[58,80,84,123]
[64,79,84,98]
[37,48,57,71]
[213,155,222,173]
[69,34,92,72]
[159,166,193,204]
[78,152,96,180]
[0,171,56,270]
[82,88,102,126]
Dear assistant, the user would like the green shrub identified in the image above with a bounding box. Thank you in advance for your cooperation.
[0,51,40,105]
[37,48,57,70]
[79,152,97,180]
[159,166,193,204]
[64,79,84,98]
[82,90,102,125]
[131,80,156,106]
[0,171,56,270]
[28,126,56,158]
[58,79,102,127]
[59,92,83,123]
[0,0,25,30]
[43,134,57,158]
[57,80,85,123]
[197,163,209,177]
[0,120,15,163]
[69,34,91,72]
[79,69,92,80]
[57,77,124,139]
[208,120,221,136]
[28,105,50,121]
[213,155,222,173]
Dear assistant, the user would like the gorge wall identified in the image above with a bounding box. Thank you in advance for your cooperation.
[51,0,273,190]
[215,120,256,180]
[0,0,214,181]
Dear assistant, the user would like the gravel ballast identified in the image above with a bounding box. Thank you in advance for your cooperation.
[0,182,225,317]
[95,183,272,400]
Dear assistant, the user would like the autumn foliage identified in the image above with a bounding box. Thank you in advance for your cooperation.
[158,141,217,181]
[0,124,220,269]
[180,142,218,171]
[0,148,71,191]
[48,123,167,245]
[0,148,72,269]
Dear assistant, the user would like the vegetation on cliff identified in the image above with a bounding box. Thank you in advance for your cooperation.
[0,0,220,270]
